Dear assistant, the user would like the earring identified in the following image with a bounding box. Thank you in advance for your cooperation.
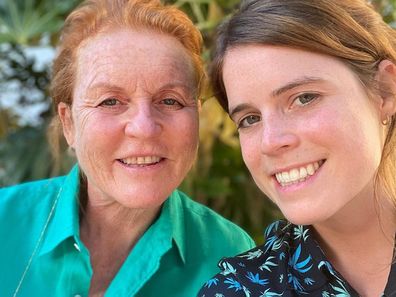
[382,115,391,126]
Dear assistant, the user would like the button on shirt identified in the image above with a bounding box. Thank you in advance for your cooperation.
[198,220,396,297]
[0,165,255,297]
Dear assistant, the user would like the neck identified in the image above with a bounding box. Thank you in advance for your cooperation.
[80,196,161,295]
[80,200,160,252]
[313,190,396,296]
[313,185,396,246]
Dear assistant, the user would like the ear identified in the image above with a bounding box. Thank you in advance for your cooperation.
[58,102,75,148]
[376,60,396,120]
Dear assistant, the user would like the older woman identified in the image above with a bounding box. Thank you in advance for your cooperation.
[0,0,255,296]
[199,0,396,296]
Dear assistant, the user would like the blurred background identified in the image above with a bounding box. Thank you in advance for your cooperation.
[1,0,395,242]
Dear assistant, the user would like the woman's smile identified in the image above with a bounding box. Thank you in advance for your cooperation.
[224,45,384,225]
[118,156,162,166]
[274,159,325,187]
[62,28,200,209]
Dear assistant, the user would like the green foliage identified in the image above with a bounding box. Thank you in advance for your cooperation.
[0,125,74,186]
[0,44,50,105]
[0,0,79,44]
[372,0,396,26]
[0,43,75,186]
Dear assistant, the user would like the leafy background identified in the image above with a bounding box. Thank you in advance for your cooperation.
[0,0,395,242]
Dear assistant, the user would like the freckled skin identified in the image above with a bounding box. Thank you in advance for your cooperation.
[61,28,199,210]
[223,45,386,225]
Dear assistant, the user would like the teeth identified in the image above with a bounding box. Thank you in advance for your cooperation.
[306,164,315,175]
[290,169,299,180]
[275,161,323,187]
[299,167,307,179]
[121,156,161,165]
[282,172,289,181]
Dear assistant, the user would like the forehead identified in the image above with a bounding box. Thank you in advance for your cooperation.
[75,28,195,91]
[224,45,352,80]
[222,45,361,100]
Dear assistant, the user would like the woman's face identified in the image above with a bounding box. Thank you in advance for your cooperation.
[60,28,199,209]
[223,45,388,225]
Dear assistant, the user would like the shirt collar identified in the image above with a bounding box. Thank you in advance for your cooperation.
[39,164,80,256]
[39,164,187,264]
[161,189,187,264]
[264,221,352,293]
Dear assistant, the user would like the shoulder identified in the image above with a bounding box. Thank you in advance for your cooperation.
[0,176,67,256]
[0,176,66,213]
[0,165,79,211]
[198,220,343,297]
[174,190,255,251]
[0,175,71,240]
[175,190,247,232]
[0,174,74,294]
[197,244,280,297]
[197,220,295,297]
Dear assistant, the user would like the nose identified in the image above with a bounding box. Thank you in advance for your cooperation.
[124,103,162,139]
[260,114,299,156]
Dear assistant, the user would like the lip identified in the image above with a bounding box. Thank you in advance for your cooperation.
[116,156,165,169]
[272,159,326,190]
[116,159,166,172]
[119,155,162,164]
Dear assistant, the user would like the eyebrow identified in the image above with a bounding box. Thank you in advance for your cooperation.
[271,76,324,97]
[160,82,195,93]
[229,76,324,118]
[229,103,254,119]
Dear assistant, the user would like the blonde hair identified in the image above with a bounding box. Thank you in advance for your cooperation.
[49,0,204,158]
[211,0,396,206]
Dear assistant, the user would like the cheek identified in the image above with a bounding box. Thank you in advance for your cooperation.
[322,106,380,150]
[298,105,349,148]
[310,106,382,177]
[73,111,121,156]
[175,112,199,151]
[343,114,383,172]
[240,136,273,195]
[239,133,260,170]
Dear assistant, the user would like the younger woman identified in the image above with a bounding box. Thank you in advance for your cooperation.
[199,0,396,296]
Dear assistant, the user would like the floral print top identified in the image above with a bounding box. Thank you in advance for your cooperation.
[198,220,396,297]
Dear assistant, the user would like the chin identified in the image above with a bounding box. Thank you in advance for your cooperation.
[282,211,326,226]
[116,189,172,209]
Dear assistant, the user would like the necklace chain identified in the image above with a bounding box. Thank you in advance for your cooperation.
[12,186,62,297]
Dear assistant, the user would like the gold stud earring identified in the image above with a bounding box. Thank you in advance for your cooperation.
[382,115,391,126]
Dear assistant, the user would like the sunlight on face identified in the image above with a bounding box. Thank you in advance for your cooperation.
[223,45,385,225]
[65,28,199,209]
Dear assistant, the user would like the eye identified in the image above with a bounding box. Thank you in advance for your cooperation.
[99,98,120,107]
[159,97,184,109]
[238,114,261,129]
[162,98,178,105]
[294,93,319,106]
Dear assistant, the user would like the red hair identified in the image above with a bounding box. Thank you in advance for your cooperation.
[49,0,204,157]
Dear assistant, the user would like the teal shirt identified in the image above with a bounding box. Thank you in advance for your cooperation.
[0,165,254,297]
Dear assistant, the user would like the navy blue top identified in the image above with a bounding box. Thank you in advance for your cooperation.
[198,220,396,297]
